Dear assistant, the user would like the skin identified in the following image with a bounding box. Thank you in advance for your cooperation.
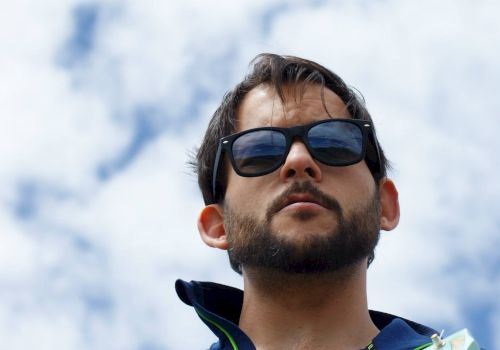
[198,84,400,350]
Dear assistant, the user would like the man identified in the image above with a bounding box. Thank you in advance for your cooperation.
[176,54,439,349]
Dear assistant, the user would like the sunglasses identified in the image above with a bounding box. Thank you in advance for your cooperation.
[212,119,382,202]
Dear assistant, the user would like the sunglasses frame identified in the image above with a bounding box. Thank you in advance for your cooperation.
[212,118,382,202]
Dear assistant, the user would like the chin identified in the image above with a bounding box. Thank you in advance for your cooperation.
[272,217,337,237]
[273,228,336,245]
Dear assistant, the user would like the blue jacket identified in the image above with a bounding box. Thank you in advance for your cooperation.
[176,279,442,350]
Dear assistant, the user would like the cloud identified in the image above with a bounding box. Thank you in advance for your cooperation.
[0,0,498,349]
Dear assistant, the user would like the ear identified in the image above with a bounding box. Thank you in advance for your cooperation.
[378,178,400,231]
[197,204,229,250]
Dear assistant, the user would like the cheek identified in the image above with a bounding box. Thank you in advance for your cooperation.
[225,170,280,223]
[324,163,376,210]
[224,170,263,212]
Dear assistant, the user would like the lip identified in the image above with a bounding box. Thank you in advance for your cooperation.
[279,193,325,211]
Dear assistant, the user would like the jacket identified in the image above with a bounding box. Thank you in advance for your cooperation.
[176,279,443,350]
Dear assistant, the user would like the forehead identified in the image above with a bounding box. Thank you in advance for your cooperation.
[236,84,351,132]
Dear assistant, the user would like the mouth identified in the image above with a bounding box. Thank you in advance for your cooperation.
[279,193,325,211]
[266,182,342,222]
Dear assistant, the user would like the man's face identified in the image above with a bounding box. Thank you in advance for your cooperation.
[222,84,382,274]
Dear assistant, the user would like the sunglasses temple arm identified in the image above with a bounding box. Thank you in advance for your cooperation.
[367,128,383,178]
[212,144,223,203]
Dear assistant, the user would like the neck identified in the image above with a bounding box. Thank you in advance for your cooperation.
[239,262,378,350]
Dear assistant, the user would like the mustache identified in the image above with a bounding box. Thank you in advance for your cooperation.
[266,181,343,221]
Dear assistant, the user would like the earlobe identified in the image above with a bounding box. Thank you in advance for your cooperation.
[197,204,229,250]
[378,178,400,231]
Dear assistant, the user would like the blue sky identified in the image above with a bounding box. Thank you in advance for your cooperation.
[0,1,498,349]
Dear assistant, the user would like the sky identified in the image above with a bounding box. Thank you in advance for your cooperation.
[0,0,498,349]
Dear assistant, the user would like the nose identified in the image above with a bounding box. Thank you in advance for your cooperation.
[279,140,322,182]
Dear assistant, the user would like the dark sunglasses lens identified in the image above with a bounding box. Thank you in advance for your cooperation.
[232,130,287,175]
[308,121,363,164]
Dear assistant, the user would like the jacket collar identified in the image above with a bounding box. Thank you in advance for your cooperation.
[176,279,437,350]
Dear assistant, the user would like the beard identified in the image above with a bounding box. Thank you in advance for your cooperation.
[224,181,381,275]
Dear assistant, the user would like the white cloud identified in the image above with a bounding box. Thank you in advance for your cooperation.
[0,0,498,348]
[0,214,36,284]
